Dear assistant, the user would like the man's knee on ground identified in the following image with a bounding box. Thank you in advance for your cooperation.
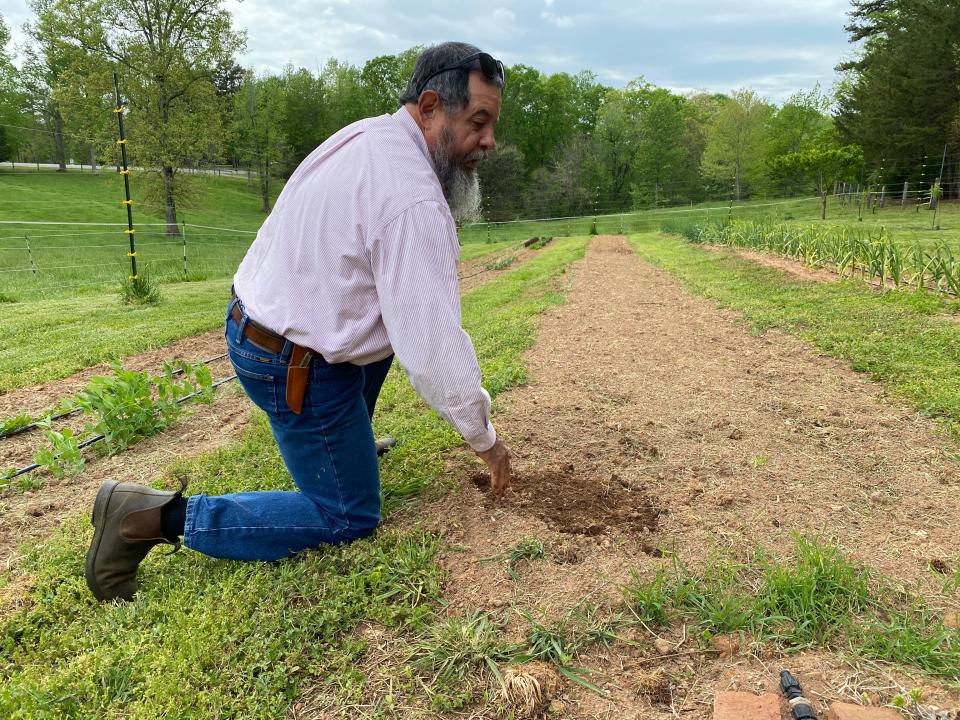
[339,516,380,543]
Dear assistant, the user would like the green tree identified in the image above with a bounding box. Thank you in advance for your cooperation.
[632,87,690,206]
[767,87,834,195]
[361,49,419,116]
[768,145,864,196]
[233,72,288,212]
[594,81,693,209]
[476,142,526,221]
[321,59,369,139]
[701,89,773,200]
[835,0,960,192]
[279,66,325,171]
[529,133,605,218]
[496,65,590,179]
[0,12,20,162]
[38,0,246,233]
[594,84,644,208]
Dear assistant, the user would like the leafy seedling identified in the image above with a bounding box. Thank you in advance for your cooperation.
[33,419,85,479]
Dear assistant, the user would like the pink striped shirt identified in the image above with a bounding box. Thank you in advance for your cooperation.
[233,108,496,451]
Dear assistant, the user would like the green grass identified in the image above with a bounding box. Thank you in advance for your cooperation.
[631,231,960,436]
[0,169,283,300]
[0,236,589,719]
[0,277,232,392]
[456,196,960,255]
[621,536,960,681]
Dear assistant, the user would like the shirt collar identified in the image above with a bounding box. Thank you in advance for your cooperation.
[395,107,432,163]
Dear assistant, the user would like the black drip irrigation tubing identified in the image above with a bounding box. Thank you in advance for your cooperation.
[0,353,229,440]
[6,374,238,480]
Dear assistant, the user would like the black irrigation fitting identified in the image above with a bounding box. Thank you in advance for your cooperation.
[5,374,237,481]
[0,353,230,440]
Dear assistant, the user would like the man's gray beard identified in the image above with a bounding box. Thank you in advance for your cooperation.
[430,127,483,223]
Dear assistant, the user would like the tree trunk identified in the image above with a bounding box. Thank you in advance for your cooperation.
[53,111,67,172]
[163,165,181,236]
[89,145,99,175]
[259,158,271,213]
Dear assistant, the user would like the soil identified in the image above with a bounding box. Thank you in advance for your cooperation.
[377,234,960,718]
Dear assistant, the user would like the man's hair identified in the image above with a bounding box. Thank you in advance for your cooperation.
[399,42,504,113]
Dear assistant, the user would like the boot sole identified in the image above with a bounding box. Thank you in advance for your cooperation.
[85,480,120,602]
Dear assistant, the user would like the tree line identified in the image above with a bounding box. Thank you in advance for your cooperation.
[0,0,956,230]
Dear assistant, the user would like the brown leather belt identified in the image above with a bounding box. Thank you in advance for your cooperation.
[230,303,286,353]
[230,299,316,414]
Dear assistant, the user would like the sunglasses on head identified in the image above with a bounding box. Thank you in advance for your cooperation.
[415,51,505,97]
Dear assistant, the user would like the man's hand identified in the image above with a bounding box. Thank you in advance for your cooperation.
[475,438,511,497]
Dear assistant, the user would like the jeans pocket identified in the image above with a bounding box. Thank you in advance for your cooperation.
[229,347,282,415]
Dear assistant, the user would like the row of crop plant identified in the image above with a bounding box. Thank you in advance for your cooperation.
[661,219,960,295]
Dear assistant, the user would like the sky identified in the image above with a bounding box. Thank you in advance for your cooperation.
[1,0,858,103]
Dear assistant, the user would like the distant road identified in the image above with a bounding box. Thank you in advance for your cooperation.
[2,162,256,178]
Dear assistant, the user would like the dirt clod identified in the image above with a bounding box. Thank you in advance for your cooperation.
[510,469,659,537]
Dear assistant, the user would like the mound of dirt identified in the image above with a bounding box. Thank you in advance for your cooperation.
[471,468,659,539]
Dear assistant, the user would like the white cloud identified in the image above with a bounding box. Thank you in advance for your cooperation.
[541,11,575,29]
[492,7,516,23]
[544,0,556,6]
[699,47,827,64]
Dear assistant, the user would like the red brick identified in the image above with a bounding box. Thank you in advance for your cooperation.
[713,691,782,720]
[826,702,903,720]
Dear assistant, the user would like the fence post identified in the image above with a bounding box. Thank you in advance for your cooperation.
[930,177,941,210]
[901,181,908,209]
[879,185,886,208]
[182,221,188,274]
[821,191,827,220]
[24,235,37,276]
[113,73,138,283]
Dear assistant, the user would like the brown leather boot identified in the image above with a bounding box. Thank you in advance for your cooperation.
[85,479,185,602]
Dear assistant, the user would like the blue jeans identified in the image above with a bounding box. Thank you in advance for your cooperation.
[183,298,393,561]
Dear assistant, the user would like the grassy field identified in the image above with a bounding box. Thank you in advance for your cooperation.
[4,169,956,301]
[0,169,281,300]
[0,278,232,392]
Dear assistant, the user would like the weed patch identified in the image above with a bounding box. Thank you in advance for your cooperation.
[620,536,960,681]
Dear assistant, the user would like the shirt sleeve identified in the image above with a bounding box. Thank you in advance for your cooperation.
[370,201,497,452]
